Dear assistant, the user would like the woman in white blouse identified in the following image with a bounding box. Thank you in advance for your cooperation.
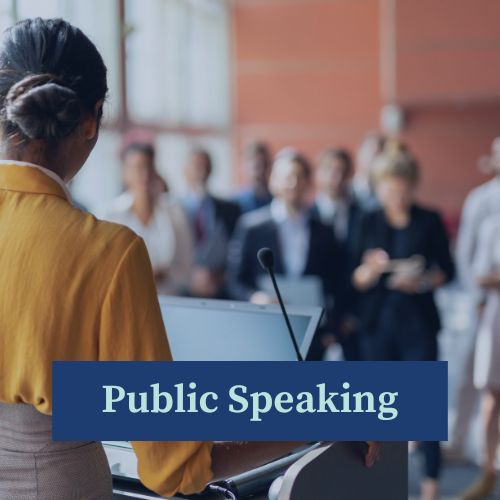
[99,143,193,295]
[462,213,500,499]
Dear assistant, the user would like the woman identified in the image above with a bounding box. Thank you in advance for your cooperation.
[0,18,381,499]
[461,213,500,499]
[352,144,454,500]
[99,142,193,295]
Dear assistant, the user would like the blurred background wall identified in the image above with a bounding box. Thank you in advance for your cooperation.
[1,0,500,226]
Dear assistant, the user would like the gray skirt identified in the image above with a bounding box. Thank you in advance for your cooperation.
[0,402,112,499]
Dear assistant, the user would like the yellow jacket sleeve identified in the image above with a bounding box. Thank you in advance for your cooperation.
[132,441,214,497]
[99,235,171,361]
[99,235,213,496]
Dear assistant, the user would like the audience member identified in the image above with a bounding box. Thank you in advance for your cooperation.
[353,132,386,210]
[460,140,500,499]
[227,149,340,360]
[233,141,273,213]
[449,137,500,461]
[98,142,193,295]
[183,148,241,298]
[312,147,363,360]
[352,143,454,500]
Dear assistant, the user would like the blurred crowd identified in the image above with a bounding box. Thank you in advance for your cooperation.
[89,133,500,500]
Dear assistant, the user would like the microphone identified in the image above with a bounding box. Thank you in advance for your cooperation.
[257,248,303,361]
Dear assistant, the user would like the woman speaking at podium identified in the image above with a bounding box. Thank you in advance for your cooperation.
[0,18,377,499]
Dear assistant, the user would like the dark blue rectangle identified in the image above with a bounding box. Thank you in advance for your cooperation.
[52,361,447,441]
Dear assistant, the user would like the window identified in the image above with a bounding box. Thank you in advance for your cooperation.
[126,0,230,128]
[0,0,232,209]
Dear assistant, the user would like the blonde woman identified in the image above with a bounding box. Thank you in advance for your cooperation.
[353,144,454,500]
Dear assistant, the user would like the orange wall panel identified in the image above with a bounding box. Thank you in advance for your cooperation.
[397,49,500,103]
[232,0,500,217]
[236,66,380,124]
[235,0,379,62]
[394,0,500,103]
[232,0,382,183]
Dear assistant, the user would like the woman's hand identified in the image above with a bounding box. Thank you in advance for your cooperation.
[353,249,389,291]
[477,270,500,291]
[363,249,389,270]
[365,441,380,468]
[388,268,445,294]
[190,268,219,297]
[250,291,276,305]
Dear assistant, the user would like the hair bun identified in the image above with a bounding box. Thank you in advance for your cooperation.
[5,73,82,141]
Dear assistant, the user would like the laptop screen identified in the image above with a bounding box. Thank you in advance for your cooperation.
[158,296,323,361]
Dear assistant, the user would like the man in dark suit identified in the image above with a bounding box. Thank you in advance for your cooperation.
[311,147,364,360]
[227,150,340,360]
[183,148,241,298]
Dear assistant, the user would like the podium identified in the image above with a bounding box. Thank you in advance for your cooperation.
[112,442,408,499]
[273,442,407,500]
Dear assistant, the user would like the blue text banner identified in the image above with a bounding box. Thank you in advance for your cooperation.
[52,361,447,441]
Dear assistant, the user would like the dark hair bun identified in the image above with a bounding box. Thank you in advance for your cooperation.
[5,73,82,141]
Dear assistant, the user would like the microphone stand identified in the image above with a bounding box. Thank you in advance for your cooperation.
[257,247,303,362]
[269,270,303,362]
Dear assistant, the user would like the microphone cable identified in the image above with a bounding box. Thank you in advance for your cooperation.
[207,483,237,500]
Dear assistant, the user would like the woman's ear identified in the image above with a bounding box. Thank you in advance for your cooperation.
[82,100,104,141]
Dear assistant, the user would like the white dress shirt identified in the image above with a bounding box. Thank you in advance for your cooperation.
[99,192,193,295]
[270,199,310,277]
[315,193,349,242]
[472,214,500,388]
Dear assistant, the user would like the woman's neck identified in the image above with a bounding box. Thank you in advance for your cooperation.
[384,207,411,229]
[1,144,66,180]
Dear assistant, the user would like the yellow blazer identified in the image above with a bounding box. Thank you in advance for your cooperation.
[0,163,212,496]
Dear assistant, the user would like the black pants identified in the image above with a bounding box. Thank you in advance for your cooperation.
[362,301,441,480]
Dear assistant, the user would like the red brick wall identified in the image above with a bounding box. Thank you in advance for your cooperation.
[231,0,500,221]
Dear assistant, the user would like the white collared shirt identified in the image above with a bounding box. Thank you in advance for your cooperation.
[0,159,72,202]
[315,193,349,242]
[270,199,310,277]
[98,192,194,294]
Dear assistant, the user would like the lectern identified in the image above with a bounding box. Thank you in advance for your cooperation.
[112,442,408,499]
[273,442,407,500]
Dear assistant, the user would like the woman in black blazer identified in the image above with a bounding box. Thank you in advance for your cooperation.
[352,144,454,500]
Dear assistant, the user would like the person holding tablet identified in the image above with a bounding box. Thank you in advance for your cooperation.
[0,18,378,499]
[352,143,454,500]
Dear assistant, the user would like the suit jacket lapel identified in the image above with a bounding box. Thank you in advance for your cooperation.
[304,218,317,275]
[401,205,421,257]
[265,219,285,274]
[377,209,393,254]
